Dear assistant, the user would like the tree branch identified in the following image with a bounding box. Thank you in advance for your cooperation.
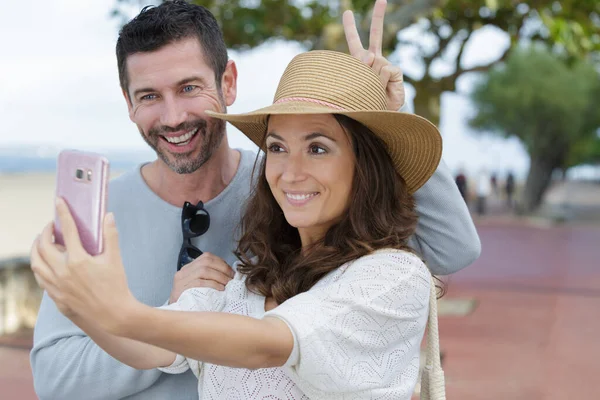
[424,24,454,66]
[386,0,441,30]
[398,38,428,59]
[403,74,417,86]
[422,27,443,75]
[453,29,470,77]
[457,45,511,77]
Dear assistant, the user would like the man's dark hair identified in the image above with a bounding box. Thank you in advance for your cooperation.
[116,0,228,98]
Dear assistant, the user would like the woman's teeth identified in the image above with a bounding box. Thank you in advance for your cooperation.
[286,192,318,201]
[164,128,199,145]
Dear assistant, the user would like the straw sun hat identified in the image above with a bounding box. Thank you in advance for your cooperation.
[207,50,442,193]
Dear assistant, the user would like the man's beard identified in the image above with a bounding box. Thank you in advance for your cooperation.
[140,117,226,174]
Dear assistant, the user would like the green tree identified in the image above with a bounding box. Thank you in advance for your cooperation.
[112,0,600,126]
[469,46,600,212]
[567,135,600,169]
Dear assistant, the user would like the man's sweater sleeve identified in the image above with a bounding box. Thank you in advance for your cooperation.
[30,292,162,400]
[407,159,481,275]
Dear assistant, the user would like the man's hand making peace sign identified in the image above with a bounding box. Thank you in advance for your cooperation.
[343,0,405,111]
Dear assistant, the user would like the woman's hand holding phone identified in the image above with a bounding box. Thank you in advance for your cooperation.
[32,198,138,333]
[54,149,109,256]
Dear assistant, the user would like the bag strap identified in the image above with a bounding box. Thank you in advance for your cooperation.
[420,275,446,400]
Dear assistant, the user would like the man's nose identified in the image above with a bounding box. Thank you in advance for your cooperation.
[160,96,187,128]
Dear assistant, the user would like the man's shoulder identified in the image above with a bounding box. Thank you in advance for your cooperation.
[107,166,146,207]
[228,148,260,188]
[110,166,142,187]
[237,148,259,169]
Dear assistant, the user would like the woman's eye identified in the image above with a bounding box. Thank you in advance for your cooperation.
[267,144,284,153]
[309,145,327,154]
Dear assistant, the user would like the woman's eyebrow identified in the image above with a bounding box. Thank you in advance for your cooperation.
[304,132,336,142]
[265,132,285,141]
[265,132,336,142]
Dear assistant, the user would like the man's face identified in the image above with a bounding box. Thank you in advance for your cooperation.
[124,37,236,174]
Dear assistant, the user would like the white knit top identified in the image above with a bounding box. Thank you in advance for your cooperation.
[159,249,431,399]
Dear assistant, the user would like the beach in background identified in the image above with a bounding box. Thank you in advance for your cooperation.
[0,170,129,260]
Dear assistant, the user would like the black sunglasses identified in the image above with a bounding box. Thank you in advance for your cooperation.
[177,201,210,271]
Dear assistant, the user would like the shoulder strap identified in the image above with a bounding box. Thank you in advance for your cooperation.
[420,275,446,400]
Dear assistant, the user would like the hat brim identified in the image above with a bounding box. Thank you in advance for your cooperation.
[206,101,442,193]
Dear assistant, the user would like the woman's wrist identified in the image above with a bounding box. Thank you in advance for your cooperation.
[108,295,145,337]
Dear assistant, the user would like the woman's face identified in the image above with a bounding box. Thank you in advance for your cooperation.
[265,114,355,244]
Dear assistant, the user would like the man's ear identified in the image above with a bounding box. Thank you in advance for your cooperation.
[221,59,238,107]
[122,88,135,122]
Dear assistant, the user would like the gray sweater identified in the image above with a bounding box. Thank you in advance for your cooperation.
[30,149,480,400]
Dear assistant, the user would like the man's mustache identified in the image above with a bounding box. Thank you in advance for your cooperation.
[148,119,208,137]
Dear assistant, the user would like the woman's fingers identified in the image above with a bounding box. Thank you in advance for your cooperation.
[55,198,86,257]
[30,236,47,289]
[30,239,57,291]
[37,222,66,273]
[102,213,121,258]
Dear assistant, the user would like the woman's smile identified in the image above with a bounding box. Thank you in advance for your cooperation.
[283,191,320,206]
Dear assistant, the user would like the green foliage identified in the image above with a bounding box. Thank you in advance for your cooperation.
[469,46,600,167]
[567,133,600,167]
[111,1,599,55]
[205,0,336,50]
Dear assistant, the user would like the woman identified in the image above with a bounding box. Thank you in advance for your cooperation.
[32,50,444,399]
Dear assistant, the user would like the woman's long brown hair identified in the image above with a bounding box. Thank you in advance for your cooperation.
[236,114,420,304]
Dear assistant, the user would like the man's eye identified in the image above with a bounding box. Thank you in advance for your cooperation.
[140,94,157,101]
[183,85,197,93]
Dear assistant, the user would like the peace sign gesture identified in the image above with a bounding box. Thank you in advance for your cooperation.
[343,0,405,111]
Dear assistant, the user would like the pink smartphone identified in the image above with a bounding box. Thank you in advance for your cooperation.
[54,149,110,255]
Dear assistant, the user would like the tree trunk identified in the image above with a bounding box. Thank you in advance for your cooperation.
[521,155,561,212]
[412,84,441,128]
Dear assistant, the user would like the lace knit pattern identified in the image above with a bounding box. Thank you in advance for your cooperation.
[159,249,430,400]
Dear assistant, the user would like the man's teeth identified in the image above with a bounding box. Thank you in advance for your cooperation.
[164,128,198,144]
[286,192,318,200]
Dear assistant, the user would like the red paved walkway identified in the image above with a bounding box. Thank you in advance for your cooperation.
[0,345,35,400]
[440,222,600,399]
[2,221,599,399]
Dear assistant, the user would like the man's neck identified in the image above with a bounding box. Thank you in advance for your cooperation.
[141,140,241,207]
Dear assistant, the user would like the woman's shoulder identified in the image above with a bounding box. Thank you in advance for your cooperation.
[362,247,423,262]
[310,248,429,290]
[342,248,430,281]
[353,248,425,269]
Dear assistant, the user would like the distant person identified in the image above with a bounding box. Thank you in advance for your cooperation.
[29,1,480,399]
[506,171,516,209]
[476,168,492,216]
[455,170,469,203]
[490,173,498,196]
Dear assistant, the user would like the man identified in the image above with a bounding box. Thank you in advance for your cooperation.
[30,1,480,399]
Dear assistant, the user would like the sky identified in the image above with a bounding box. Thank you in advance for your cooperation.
[0,0,532,179]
